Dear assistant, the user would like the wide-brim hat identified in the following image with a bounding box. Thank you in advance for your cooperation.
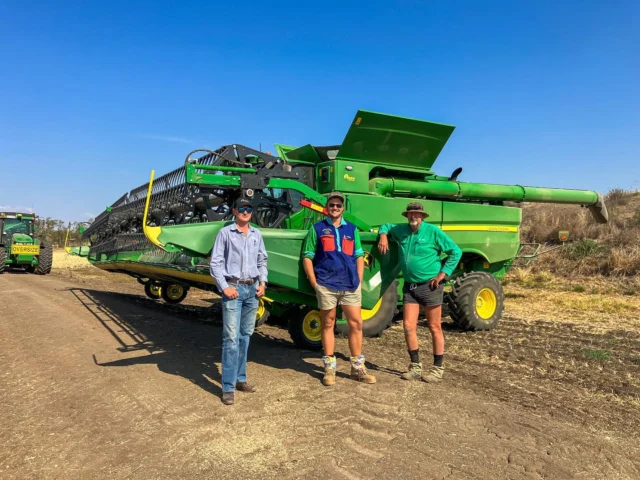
[401,202,429,218]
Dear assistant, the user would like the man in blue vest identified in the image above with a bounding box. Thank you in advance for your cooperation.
[302,192,376,386]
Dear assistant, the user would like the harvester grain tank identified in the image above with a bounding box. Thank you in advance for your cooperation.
[79,110,608,348]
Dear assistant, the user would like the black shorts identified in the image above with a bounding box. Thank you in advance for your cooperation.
[403,280,444,306]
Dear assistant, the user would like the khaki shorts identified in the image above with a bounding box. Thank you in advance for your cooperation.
[315,283,361,310]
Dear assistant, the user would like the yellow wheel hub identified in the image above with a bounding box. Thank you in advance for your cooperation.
[361,297,382,321]
[302,310,322,342]
[476,288,497,319]
[166,284,184,300]
[150,285,161,296]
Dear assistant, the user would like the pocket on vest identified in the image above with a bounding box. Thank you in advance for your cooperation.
[342,237,354,256]
[320,235,336,252]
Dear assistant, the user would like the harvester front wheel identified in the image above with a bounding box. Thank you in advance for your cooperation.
[161,283,188,304]
[288,307,323,350]
[446,272,504,331]
[337,280,399,338]
[144,283,162,300]
[35,242,53,275]
[0,246,7,274]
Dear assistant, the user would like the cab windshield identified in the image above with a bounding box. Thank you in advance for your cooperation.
[1,219,33,242]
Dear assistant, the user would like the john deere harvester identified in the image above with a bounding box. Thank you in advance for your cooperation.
[0,212,53,274]
[80,110,608,349]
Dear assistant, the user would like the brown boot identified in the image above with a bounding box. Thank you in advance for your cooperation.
[221,392,235,405]
[350,365,376,384]
[400,362,422,381]
[236,382,256,393]
[322,366,336,386]
[422,365,444,383]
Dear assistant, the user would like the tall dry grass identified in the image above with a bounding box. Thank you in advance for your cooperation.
[519,189,640,276]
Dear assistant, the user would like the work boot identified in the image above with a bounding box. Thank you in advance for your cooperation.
[322,355,337,386]
[221,392,235,405]
[236,382,256,393]
[349,355,376,384]
[322,366,336,386]
[350,365,376,384]
[400,362,423,381]
[422,365,444,383]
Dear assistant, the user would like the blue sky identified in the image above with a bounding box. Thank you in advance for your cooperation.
[1,1,638,222]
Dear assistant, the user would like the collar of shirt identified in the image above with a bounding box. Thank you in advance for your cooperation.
[407,222,427,234]
[230,223,255,234]
[324,217,347,228]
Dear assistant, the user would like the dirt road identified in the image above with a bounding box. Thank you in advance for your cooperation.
[1,271,639,479]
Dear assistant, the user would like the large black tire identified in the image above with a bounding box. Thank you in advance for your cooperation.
[144,283,162,300]
[35,242,53,275]
[446,272,504,331]
[160,282,188,304]
[288,306,323,350]
[336,280,399,338]
[0,246,7,274]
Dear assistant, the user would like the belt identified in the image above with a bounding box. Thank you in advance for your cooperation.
[226,277,258,285]
[407,280,430,290]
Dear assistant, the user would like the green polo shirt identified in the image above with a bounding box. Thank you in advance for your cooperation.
[378,222,462,283]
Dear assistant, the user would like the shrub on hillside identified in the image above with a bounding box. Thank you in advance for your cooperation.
[563,239,605,260]
[605,188,633,207]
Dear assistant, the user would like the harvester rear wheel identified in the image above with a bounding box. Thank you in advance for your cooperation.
[161,283,188,304]
[288,307,323,350]
[336,280,399,338]
[35,242,53,275]
[0,246,7,274]
[446,272,504,331]
[144,283,162,300]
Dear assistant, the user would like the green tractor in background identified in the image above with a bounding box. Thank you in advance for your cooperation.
[0,212,53,275]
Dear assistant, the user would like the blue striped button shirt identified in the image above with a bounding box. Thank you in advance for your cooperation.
[209,223,268,292]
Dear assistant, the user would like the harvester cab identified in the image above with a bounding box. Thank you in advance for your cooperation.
[0,212,53,274]
[79,109,609,349]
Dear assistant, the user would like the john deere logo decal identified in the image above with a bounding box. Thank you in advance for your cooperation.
[343,173,355,182]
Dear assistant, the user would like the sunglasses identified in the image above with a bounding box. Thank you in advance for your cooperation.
[327,203,343,208]
[237,207,253,214]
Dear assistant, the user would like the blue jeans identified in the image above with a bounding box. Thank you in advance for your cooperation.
[221,282,259,393]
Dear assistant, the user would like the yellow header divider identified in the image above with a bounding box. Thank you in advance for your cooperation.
[142,170,166,249]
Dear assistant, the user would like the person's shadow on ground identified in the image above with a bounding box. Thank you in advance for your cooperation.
[69,287,331,398]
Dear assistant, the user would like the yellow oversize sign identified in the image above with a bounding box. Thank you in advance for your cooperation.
[11,245,40,255]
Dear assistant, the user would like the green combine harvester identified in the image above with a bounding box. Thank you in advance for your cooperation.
[0,212,53,274]
[80,110,608,348]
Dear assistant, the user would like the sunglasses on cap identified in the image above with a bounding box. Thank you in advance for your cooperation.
[327,203,343,208]
[237,206,253,214]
